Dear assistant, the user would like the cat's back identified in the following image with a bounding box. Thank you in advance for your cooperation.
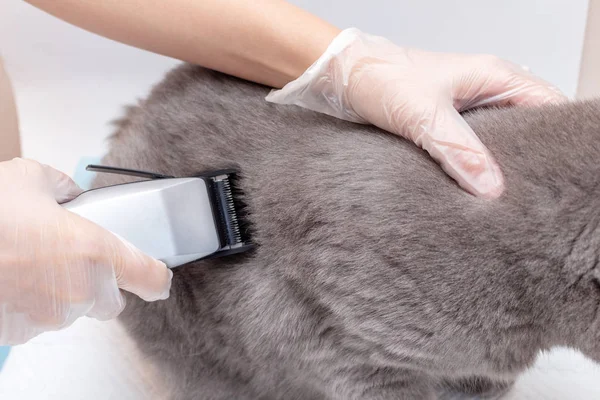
[104,63,600,201]
[94,64,600,400]
[101,64,471,220]
[99,64,600,269]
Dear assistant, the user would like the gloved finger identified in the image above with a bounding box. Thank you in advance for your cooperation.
[453,56,568,111]
[99,225,172,302]
[24,271,109,329]
[416,104,504,199]
[62,205,172,303]
[14,214,127,323]
[27,306,81,333]
[0,309,45,346]
[7,158,83,203]
[40,162,83,203]
[20,257,94,330]
[86,270,126,321]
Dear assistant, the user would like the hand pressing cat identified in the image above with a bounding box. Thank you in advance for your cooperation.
[267,28,567,199]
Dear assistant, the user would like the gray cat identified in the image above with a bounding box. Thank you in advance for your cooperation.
[92,64,600,400]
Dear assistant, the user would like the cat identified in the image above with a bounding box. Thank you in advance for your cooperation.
[92,64,600,400]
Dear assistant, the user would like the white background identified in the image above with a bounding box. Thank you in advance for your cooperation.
[0,0,592,175]
[1,0,599,399]
[0,2,180,175]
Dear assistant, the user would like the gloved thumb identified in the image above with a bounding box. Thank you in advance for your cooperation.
[415,105,504,198]
[40,161,83,203]
[5,158,82,203]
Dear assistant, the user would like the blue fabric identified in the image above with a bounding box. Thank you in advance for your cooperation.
[73,156,103,190]
[0,346,9,371]
[0,156,103,373]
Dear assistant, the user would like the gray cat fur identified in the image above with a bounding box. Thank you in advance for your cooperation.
[92,64,600,400]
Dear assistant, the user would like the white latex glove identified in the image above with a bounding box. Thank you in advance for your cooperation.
[0,158,172,345]
[266,28,567,198]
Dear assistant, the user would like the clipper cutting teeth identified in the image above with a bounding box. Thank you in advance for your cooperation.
[210,173,250,249]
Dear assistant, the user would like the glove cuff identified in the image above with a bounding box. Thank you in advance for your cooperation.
[265,27,367,123]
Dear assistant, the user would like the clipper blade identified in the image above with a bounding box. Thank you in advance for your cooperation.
[208,172,252,253]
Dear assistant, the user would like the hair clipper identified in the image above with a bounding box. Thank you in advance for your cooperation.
[61,165,253,268]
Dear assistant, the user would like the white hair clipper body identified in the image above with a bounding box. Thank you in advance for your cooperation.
[62,165,253,268]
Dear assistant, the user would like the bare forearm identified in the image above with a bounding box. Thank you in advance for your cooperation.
[24,0,340,88]
[0,59,21,161]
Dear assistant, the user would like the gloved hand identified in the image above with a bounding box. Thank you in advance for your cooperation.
[0,158,172,345]
[266,28,567,198]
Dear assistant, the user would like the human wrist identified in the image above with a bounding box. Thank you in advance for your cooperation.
[265,27,372,123]
[265,14,341,87]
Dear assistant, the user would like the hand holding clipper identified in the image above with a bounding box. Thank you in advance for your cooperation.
[0,159,171,345]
